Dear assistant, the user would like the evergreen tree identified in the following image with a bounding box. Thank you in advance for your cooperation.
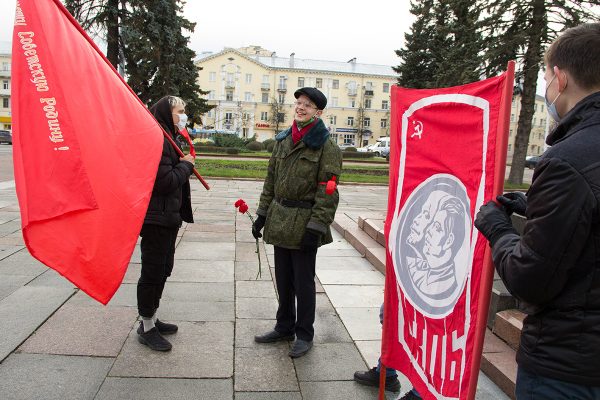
[394,0,484,89]
[121,0,212,126]
[483,0,599,184]
[65,0,122,68]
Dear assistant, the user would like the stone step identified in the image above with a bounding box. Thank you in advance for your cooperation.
[481,328,517,400]
[493,309,525,351]
[333,213,386,275]
[358,216,386,247]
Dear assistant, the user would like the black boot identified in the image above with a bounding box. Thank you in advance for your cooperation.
[254,330,295,343]
[137,327,172,351]
[353,367,400,392]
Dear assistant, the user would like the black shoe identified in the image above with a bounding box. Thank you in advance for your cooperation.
[353,367,401,392]
[288,339,313,358]
[399,390,422,400]
[254,330,295,343]
[137,327,172,351]
[136,320,178,335]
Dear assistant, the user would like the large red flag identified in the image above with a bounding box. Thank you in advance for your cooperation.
[381,66,513,400]
[11,0,164,304]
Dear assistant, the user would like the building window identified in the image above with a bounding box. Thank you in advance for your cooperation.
[331,97,338,107]
[509,129,513,136]
[208,90,215,100]
[209,72,216,82]
[332,79,339,89]
[508,144,512,151]
[331,133,338,142]
[2,80,8,90]
[534,104,537,112]
[347,116,354,126]
[380,119,387,128]
[207,110,213,118]
[2,98,8,108]
[343,134,355,144]
[329,115,337,125]
[261,111,268,121]
[382,100,389,109]
[298,77,304,87]
[2,62,10,72]
[244,92,252,102]
[316,78,322,88]
[540,104,544,112]
[365,81,373,90]
[225,112,233,123]
[383,83,390,93]
[533,117,536,126]
[226,91,233,101]
[510,114,515,122]
[363,118,370,127]
[278,93,285,104]
[245,73,252,84]
[364,99,371,109]
[350,99,356,108]
[540,118,545,127]
[262,93,269,103]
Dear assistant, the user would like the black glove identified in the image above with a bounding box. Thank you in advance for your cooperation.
[474,201,517,246]
[496,191,527,216]
[300,229,321,252]
[252,215,266,239]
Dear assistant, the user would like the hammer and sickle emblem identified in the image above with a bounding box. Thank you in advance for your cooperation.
[411,121,423,139]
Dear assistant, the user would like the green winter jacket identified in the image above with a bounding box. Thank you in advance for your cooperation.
[257,118,342,249]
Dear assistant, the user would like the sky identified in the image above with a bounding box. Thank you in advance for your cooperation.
[0,0,413,66]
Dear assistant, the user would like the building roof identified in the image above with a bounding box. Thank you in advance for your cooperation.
[196,47,396,78]
[0,41,11,56]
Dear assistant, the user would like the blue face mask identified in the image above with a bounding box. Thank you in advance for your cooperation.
[544,74,562,122]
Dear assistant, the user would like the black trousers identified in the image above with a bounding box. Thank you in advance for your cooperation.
[273,246,317,341]
[137,224,179,318]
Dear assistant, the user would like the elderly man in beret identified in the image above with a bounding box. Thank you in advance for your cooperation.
[251,87,343,358]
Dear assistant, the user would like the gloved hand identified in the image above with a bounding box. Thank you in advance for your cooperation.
[252,215,266,239]
[300,229,321,252]
[474,201,517,246]
[496,191,527,216]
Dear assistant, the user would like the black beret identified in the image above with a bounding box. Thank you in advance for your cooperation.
[294,87,327,110]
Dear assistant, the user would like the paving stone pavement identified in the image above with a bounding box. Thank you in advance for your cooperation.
[0,178,509,399]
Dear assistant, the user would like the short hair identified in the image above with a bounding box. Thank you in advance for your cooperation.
[545,23,600,89]
[167,96,186,110]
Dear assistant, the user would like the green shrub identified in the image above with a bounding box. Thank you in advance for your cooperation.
[193,145,239,154]
[342,151,377,159]
[266,141,276,152]
[245,141,264,151]
[262,138,275,149]
[213,133,246,148]
[226,148,240,155]
[344,147,357,152]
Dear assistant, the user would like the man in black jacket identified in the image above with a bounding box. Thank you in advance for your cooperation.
[136,96,195,352]
[475,23,600,399]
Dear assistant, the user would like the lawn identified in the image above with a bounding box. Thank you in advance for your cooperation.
[194,159,390,184]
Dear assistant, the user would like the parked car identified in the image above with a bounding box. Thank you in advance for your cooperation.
[0,130,12,145]
[370,138,390,157]
[338,143,356,151]
[525,155,540,169]
[356,143,378,152]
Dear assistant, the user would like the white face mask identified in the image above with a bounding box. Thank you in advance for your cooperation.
[176,113,188,130]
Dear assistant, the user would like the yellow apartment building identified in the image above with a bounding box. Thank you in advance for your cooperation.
[507,94,548,162]
[0,42,11,131]
[194,45,397,146]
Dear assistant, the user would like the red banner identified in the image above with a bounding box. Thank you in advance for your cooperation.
[11,0,163,304]
[381,71,513,399]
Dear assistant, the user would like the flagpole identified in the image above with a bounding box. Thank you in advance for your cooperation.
[50,0,210,190]
[466,60,515,400]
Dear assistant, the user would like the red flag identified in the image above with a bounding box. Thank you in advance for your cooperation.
[381,68,513,400]
[179,127,196,157]
[11,0,164,304]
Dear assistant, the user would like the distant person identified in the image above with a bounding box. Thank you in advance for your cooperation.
[475,23,600,398]
[136,95,195,352]
[353,304,422,399]
[252,87,342,358]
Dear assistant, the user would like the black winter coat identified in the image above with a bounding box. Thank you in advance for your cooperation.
[491,92,600,386]
[144,97,194,228]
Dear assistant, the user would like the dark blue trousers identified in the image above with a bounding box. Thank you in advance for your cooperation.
[516,366,600,400]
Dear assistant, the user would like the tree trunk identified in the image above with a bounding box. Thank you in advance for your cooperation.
[105,0,119,68]
[507,0,546,185]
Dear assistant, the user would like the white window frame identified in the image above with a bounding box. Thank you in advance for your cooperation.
[261,111,268,121]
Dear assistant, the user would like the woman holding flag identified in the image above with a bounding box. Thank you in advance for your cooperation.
[136,95,195,352]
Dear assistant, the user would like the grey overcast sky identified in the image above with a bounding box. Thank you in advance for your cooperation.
[0,0,413,66]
